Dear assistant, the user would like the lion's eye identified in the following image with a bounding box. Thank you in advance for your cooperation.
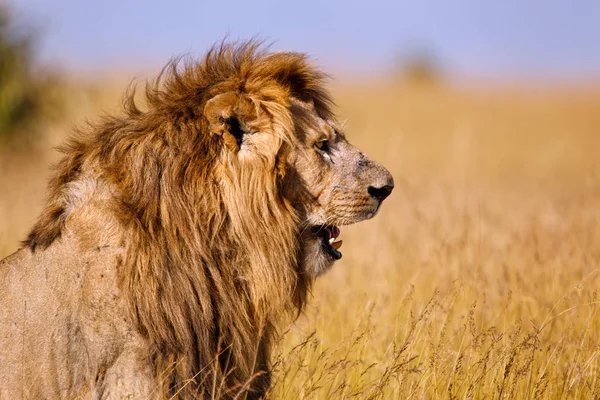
[315,139,329,153]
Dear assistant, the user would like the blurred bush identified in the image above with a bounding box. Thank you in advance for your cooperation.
[0,5,59,147]
[394,48,444,86]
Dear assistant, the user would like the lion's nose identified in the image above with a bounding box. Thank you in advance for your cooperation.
[368,184,394,201]
[368,172,394,202]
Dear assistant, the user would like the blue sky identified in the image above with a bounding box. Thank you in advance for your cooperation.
[10,0,600,79]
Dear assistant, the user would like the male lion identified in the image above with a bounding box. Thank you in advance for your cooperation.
[0,42,393,399]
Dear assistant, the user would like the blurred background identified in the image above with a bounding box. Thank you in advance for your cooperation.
[1,1,600,398]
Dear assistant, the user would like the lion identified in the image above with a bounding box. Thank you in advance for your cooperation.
[0,41,393,399]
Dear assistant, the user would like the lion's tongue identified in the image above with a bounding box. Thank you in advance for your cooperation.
[326,226,340,240]
[327,226,342,250]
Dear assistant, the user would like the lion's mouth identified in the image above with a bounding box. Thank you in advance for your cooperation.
[315,225,343,260]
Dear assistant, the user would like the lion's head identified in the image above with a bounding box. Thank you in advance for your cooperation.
[202,50,393,281]
[22,41,393,398]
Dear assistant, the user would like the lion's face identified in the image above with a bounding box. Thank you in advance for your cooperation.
[283,99,394,277]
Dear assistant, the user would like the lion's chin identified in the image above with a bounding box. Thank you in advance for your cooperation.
[299,225,345,278]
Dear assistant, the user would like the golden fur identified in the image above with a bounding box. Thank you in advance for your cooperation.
[0,41,393,399]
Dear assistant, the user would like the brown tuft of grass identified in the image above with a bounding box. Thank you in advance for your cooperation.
[2,76,600,399]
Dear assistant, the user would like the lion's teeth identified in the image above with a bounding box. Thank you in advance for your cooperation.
[329,237,335,244]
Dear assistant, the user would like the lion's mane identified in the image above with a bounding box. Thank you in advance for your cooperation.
[24,41,334,397]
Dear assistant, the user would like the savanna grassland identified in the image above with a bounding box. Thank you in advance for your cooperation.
[1,76,600,399]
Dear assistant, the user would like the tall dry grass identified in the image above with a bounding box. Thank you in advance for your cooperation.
[1,77,599,399]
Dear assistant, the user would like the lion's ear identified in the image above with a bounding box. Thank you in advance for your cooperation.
[204,92,248,151]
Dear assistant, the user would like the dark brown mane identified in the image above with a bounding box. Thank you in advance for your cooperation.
[24,40,335,398]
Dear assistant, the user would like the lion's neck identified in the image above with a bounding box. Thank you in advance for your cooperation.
[114,165,305,394]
